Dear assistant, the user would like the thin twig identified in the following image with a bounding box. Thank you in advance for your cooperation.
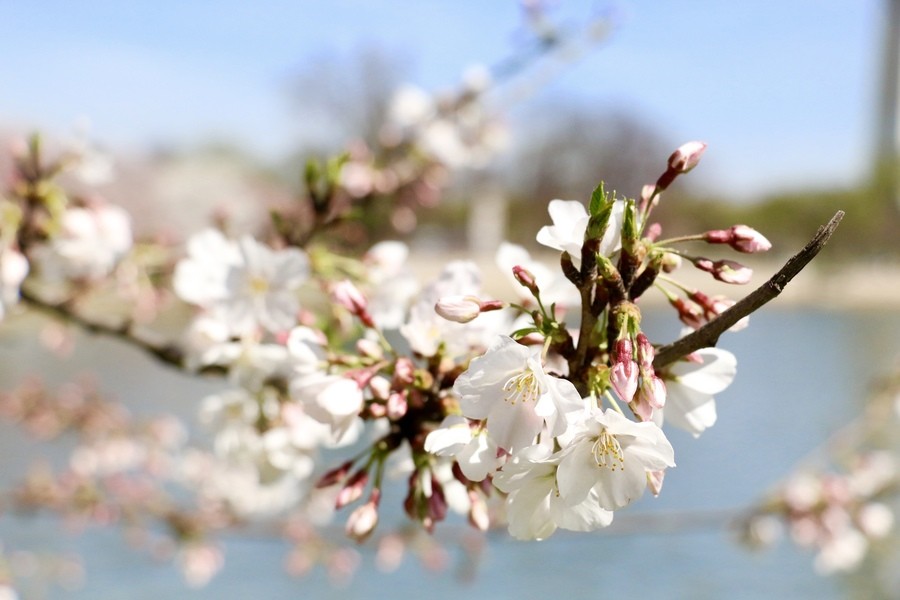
[653,210,845,370]
[18,287,200,373]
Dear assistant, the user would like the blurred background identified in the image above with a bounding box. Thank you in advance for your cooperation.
[2,1,899,260]
[3,1,900,598]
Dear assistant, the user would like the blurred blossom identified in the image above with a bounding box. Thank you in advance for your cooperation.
[37,203,132,280]
[0,248,28,320]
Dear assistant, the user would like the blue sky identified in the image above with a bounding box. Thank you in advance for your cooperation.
[0,1,884,200]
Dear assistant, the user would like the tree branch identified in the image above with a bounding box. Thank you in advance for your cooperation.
[653,210,844,370]
[18,287,217,374]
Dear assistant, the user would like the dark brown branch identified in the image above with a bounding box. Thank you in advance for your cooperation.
[653,210,845,370]
[18,287,225,376]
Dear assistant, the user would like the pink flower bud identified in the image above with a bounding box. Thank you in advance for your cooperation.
[639,184,658,213]
[635,333,655,370]
[435,295,481,323]
[667,141,707,174]
[335,469,369,509]
[644,222,662,242]
[393,357,415,385]
[386,391,408,420]
[512,265,539,295]
[703,225,771,253]
[368,375,391,400]
[356,338,383,359]
[693,258,753,285]
[661,252,682,273]
[346,489,381,543]
[669,297,704,329]
[332,280,375,327]
[610,340,638,403]
[630,376,666,421]
[729,225,771,253]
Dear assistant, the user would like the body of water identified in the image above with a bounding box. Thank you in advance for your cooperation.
[2,307,900,599]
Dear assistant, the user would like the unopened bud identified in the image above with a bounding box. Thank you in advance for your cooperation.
[703,225,771,253]
[435,295,481,323]
[346,489,381,543]
[356,337,384,359]
[512,265,539,295]
[728,225,771,253]
[393,357,415,385]
[661,252,682,273]
[693,258,753,285]
[386,391,408,420]
[669,297,704,330]
[639,184,658,213]
[667,141,707,174]
[610,340,638,403]
[332,280,376,327]
[644,222,662,242]
[335,469,369,509]
[635,333,655,370]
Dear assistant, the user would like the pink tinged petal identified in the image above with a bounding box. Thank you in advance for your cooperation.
[647,470,666,496]
[671,348,737,394]
[610,360,638,403]
[423,416,471,456]
[435,295,482,323]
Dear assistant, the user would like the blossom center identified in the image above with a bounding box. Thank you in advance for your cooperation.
[248,275,270,296]
[591,429,625,471]
[502,370,541,404]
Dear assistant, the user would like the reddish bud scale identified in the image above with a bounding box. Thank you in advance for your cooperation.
[316,460,354,489]
[335,469,370,509]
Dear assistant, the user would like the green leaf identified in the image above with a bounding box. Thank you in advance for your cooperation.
[510,327,540,339]
[589,182,610,216]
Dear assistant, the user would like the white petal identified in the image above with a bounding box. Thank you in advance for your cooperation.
[424,416,471,456]
[671,348,737,395]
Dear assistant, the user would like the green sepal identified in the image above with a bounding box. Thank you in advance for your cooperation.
[510,327,540,340]
[586,183,615,242]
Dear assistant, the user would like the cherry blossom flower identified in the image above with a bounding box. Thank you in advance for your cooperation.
[41,203,132,280]
[401,261,508,357]
[453,335,582,453]
[175,230,310,335]
[556,408,675,510]
[535,199,624,268]
[173,228,241,306]
[424,415,502,481]
[290,372,365,439]
[658,348,737,437]
[363,241,419,330]
[492,444,613,540]
[222,237,310,334]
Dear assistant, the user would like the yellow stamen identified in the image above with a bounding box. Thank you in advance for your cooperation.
[591,429,625,471]
[502,370,541,405]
